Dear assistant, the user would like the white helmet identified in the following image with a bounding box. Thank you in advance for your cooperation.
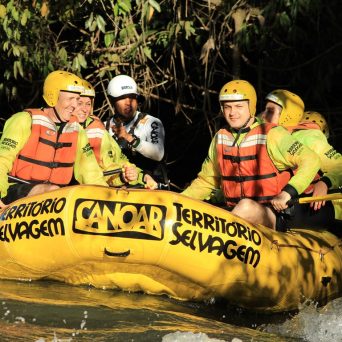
[107,75,139,99]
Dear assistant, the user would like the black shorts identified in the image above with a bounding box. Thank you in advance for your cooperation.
[276,201,336,232]
[1,183,37,205]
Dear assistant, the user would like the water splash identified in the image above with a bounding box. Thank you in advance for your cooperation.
[162,331,228,342]
[262,298,342,341]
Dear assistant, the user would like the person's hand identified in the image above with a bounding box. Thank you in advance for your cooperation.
[122,164,138,182]
[111,123,131,142]
[310,180,328,210]
[0,199,8,210]
[271,191,292,212]
[143,174,158,190]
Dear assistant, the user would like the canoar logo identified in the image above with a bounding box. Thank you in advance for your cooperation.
[73,199,166,240]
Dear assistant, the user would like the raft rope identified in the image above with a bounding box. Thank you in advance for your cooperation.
[270,237,342,261]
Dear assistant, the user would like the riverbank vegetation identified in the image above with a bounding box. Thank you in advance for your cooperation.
[1,0,342,186]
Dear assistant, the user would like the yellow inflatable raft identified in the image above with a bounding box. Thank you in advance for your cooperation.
[1,185,342,312]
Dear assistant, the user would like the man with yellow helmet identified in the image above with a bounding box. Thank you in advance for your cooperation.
[263,89,305,126]
[301,111,330,138]
[0,70,108,208]
[182,80,321,230]
[73,79,157,188]
[263,91,342,226]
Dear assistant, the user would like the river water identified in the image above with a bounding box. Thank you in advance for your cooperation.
[1,279,342,341]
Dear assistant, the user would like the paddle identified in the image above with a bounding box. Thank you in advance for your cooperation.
[8,175,32,184]
[102,168,122,176]
[288,186,342,205]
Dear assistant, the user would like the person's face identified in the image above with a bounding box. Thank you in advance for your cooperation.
[74,96,92,123]
[113,95,138,121]
[55,91,80,122]
[221,100,252,129]
[263,101,283,124]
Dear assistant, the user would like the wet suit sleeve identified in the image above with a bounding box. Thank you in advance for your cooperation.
[134,116,165,161]
[267,126,321,195]
[293,129,342,189]
[181,135,221,200]
[73,127,108,186]
[0,112,32,197]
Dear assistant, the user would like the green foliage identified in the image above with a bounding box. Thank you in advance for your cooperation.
[1,0,342,166]
[0,0,198,106]
[0,0,57,104]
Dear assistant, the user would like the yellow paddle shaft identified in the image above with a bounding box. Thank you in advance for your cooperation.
[298,192,342,204]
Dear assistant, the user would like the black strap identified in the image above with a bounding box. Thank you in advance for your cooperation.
[229,117,253,146]
[222,173,277,182]
[105,116,111,131]
[18,155,74,168]
[53,108,64,124]
[127,112,147,135]
[39,137,72,149]
[223,154,257,162]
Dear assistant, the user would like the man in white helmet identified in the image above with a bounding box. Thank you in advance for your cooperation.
[182,80,321,231]
[106,75,167,184]
[73,79,158,189]
[0,70,108,209]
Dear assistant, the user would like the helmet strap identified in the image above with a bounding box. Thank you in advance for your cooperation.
[53,107,65,123]
[231,116,254,147]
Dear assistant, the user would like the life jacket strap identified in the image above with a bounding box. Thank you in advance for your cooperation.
[18,155,74,168]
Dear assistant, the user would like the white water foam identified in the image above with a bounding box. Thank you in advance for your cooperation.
[162,331,239,342]
[263,298,342,341]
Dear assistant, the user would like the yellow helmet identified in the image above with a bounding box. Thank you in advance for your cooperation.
[219,80,257,116]
[265,89,304,126]
[43,70,84,107]
[81,79,95,98]
[302,111,330,138]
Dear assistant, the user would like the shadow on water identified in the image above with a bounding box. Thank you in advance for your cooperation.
[0,279,301,342]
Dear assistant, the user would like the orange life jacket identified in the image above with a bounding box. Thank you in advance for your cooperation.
[84,116,106,164]
[217,123,291,206]
[10,109,79,185]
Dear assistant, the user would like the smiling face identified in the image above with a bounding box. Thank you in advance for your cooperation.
[74,96,93,123]
[263,101,283,124]
[221,100,253,129]
[54,91,81,122]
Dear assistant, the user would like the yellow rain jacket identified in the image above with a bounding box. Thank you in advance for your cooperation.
[291,129,342,220]
[0,111,108,198]
[83,116,145,186]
